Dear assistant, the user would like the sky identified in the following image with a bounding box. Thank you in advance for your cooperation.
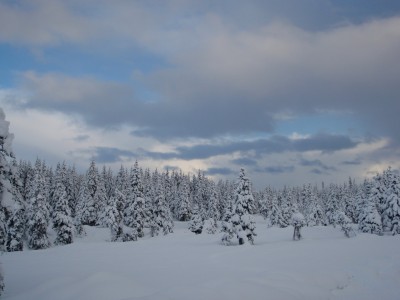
[1,0,400,189]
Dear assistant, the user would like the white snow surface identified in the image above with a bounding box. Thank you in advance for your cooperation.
[2,217,400,300]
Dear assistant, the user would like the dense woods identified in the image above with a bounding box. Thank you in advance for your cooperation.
[1,109,400,296]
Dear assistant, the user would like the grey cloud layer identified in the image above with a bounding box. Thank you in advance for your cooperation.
[142,133,358,161]
[12,13,400,143]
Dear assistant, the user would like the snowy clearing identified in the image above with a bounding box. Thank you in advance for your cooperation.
[2,219,400,300]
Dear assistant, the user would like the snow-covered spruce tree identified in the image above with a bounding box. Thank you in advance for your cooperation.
[177,177,192,221]
[354,179,371,224]
[142,168,154,228]
[0,109,25,252]
[259,187,273,220]
[104,188,124,242]
[269,192,288,228]
[358,197,382,235]
[291,212,305,241]
[78,161,101,226]
[221,169,256,245]
[336,211,356,238]
[325,184,340,227]
[280,188,295,226]
[27,167,51,250]
[189,205,204,234]
[150,174,173,237]
[203,182,219,234]
[221,198,235,245]
[305,187,326,226]
[343,177,358,223]
[124,162,146,238]
[52,163,74,245]
[381,169,400,235]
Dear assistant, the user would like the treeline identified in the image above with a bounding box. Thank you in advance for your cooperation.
[2,157,399,252]
[1,107,400,256]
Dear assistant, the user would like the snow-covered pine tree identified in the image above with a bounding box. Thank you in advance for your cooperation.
[325,184,340,227]
[259,187,273,219]
[189,205,204,234]
[150,175,174,237]
[95,169,108,227]
[177,176,191,221]
[305,186,326,226]
[142,168,153,228]
[221,169,256,245]
[221,198,235,245]
[124,161,146,238]
[77,161,101,226]
[358,197,382,235]
[27,166,51,249]
[381,168,400,235]
[52,162,74,245]
[354,179,371,224]
[343,177,358,223]
[104,188,124,242]
[280,187,294,226]
[336,211,356,238]
[66,165,80,218]
[269,192,287,227]
[203,181,219,234]
[0,109,26,251]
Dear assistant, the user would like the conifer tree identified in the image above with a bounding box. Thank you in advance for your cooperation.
[189,205,204,234]
[150,176,174,237]
[358,197,382,235]
[203,182,219,234]
[381,169,400,235]
[269,192,287,227]
[124,161,146,237]
[0,124,27,252]
[104,188,124,242]
[27,167,51,249]
[325,184,340,226]
[177,177,191,221]
[336,211,356,238]
[221,169,256,245]
[52,162,74,245]
[305,187,326,226]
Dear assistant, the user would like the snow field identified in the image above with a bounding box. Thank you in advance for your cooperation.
[2,219,400,300]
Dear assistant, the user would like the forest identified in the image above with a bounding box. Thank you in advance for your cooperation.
[1,108,400,297]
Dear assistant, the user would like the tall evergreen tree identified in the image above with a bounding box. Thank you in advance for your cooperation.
[358,197,382,235]
[150,175,174,237]
[27,167,51,250]
[188,204,204,234]
[381,168,400,235]
[177,177,192,221]
[52,162,74,245]
[104,188,124,242]
[221,169,256,245]
[124,161,146,237]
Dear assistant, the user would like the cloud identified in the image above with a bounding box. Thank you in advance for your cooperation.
[73,134,90,142]
[299,157,336,169]
[231,158,258,166]
[141,133,359,161]
[341,158,362,165]
[74,147,136,164]
[8,14,400,145]
[205,167,235,176]
[260,165,295,174]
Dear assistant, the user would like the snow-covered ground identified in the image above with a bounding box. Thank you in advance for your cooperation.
[2,218,400,300]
